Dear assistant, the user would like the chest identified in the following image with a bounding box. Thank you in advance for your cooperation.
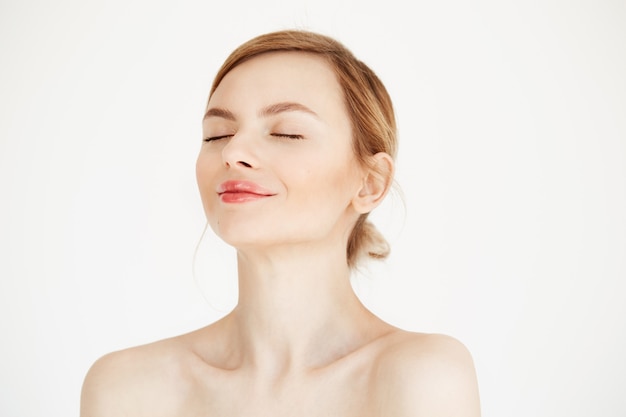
[184,367,382,417]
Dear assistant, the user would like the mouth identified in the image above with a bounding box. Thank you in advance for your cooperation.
[217,180,276,203]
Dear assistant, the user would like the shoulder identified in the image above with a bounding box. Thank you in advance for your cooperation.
[80,336,201,417]
[373,332,481,417]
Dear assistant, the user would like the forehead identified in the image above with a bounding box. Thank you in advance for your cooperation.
[208,51,345,112]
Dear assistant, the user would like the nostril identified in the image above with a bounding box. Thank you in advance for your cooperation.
[238,161,252,168]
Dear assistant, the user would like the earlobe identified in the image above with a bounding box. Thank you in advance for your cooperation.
[353,152,394,214]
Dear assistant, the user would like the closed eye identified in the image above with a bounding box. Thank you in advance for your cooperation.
[203,134,233,142]
[271,133,304,140]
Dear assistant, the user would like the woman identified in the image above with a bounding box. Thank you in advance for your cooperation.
[80,30,480,416]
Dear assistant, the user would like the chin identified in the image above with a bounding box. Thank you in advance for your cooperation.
[210,220,278,248]
[211,225,319,253]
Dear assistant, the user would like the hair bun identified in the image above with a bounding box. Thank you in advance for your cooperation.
[347,215,390,267]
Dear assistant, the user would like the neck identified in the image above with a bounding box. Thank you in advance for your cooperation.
[225,244,382,375]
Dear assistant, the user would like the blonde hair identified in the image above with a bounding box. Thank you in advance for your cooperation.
[208,30,398,268]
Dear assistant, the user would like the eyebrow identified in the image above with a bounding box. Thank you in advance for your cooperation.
[203,101,318,121]
[203,107,236,121]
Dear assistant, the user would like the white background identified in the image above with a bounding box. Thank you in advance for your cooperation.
[1,0,625,416]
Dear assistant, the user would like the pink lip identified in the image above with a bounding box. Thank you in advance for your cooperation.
[217,180,276,203]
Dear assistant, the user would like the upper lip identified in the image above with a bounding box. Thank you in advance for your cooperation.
[217,180,276,196]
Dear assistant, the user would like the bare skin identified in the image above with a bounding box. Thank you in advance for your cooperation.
[81,316,479,416]
[80,52,480,416]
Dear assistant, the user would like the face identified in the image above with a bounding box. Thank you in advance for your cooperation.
[196,51,365,252]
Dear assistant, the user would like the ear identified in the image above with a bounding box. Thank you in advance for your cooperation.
[352,152,395,214]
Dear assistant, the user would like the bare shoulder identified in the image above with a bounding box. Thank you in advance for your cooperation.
[373,331,481,417]
[80,335,202,417]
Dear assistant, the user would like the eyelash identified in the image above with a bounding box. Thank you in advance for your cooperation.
[203,133,304,142]
[203,135,232,142]
[271,133,304,140]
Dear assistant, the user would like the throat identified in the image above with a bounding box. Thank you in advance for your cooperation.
[230,302,383,374]
[230,262,378,372]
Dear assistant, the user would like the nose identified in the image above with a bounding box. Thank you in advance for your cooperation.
[221,133,257,169]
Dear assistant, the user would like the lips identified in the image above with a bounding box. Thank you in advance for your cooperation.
[217,180,276,203]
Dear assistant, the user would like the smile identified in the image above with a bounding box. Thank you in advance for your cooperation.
[217,180,276,203]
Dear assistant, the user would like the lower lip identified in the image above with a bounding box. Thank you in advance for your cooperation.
[219,192,272,203]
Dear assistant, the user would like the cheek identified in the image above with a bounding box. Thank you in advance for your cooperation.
[195,156,207,193]
[288,158,360,208]
[196,154,218,211]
